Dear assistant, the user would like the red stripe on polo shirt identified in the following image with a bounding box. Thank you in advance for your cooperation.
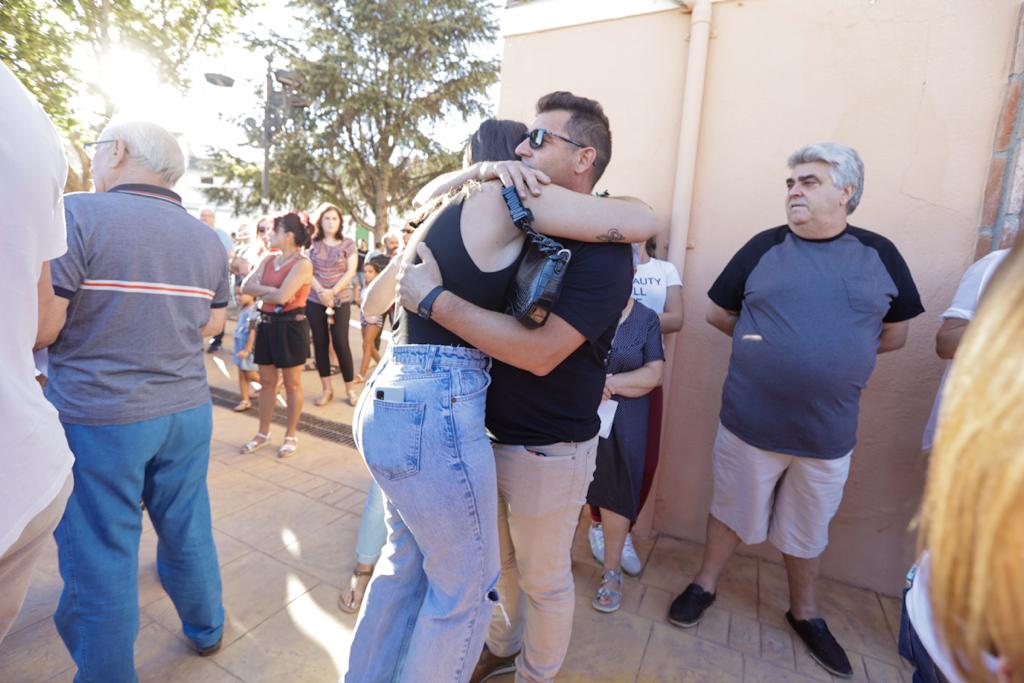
[80,279,214,300]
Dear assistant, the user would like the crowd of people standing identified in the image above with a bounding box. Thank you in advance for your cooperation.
[206,200,408,459]
[3,50,1022,683]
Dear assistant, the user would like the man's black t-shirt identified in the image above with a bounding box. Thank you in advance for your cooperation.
[486,240,633,445]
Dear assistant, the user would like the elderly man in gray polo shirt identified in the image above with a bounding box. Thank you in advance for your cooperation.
[667,143,924,678]
[45,121,229,681]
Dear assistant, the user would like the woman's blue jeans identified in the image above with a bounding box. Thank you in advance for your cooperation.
[54,403,224,683]
[345,345,500,683]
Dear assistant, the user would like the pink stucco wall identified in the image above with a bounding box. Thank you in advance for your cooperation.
[497,0,1020,595]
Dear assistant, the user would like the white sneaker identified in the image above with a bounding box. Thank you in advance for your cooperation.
[621,533,642,576]
[588,523,605,564]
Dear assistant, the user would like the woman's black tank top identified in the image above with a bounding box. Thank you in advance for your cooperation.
[392,195,522,347]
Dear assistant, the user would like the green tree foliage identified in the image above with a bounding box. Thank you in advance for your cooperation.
[204,0,499,237]
[58,0,250,119]
[200,147,265,215]
[0,0,77,133]
[1,0,248,189]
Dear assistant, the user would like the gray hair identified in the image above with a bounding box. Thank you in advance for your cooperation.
[787,142,864,214]
[98,121,185,186]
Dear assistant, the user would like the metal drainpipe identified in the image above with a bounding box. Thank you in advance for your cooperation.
[666,0,712,273]
[636,0,714,539]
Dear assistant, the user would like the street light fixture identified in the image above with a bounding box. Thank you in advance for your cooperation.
[274,70,303,88]
[204,55,308,213]
[203,73,235,88]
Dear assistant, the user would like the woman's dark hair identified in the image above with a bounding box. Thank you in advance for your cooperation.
[409,119,530,234]
[274,212,312,249]
[464,119,528,166]
[310,202,344,241]
[645,235,657,258]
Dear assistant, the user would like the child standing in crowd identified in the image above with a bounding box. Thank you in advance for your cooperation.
[355,255,389,382]
[232,291,260,411]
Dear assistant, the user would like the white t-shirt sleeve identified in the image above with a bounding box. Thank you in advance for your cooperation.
[41,194,68,262]
[660,259,683,289]
[941,250,1009,321]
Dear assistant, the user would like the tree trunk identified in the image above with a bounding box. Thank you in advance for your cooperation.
[64,139,92,193]
[372,167,391,242]
[373,214,388,242]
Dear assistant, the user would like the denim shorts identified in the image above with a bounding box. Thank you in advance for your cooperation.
[232,336,256,372]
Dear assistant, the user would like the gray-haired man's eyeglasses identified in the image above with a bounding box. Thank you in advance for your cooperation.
[83,139,116,158]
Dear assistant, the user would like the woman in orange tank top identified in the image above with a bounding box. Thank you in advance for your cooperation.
[239,212,314,458]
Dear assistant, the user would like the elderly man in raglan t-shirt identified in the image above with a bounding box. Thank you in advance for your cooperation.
[667,143,924,678]
[46,121,229,682]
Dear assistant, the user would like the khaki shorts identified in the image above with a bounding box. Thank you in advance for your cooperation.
[710,423,851,558]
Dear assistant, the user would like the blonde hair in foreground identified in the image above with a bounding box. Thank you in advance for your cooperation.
[919,242,1024,682]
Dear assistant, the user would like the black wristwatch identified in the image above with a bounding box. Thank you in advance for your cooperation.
[417,286,446,320]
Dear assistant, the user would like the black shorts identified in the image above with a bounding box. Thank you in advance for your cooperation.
[253,314,310,369]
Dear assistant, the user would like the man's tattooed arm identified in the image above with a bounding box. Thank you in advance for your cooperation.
[596,228,625,242]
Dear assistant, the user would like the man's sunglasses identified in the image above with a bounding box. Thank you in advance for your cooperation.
[521,128,586,150]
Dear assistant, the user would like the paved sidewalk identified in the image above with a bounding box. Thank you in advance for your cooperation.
[1,322,910,681]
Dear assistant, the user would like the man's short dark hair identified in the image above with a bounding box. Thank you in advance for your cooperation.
[536,91,612,185]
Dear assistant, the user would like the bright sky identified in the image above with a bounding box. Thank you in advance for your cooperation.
[73,1,504,163]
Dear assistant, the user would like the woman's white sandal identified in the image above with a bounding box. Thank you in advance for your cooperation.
[592,569,624,613]
[277,436,299,459]
[240,432,270,454]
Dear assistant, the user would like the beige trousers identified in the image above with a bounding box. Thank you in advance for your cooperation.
[0,474,73,644]
[487,437,598,683]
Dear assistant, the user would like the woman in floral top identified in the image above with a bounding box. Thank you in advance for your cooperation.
[306,203,359,405]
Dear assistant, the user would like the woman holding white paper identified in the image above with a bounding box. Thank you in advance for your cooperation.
[585,245,665,613]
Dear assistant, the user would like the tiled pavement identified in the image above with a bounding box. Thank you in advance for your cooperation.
[2,323,911,682]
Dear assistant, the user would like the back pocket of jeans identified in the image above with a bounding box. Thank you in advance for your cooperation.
[363,399,426,481]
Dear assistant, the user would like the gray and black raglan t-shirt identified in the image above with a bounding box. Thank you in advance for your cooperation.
[47,185,229,425]
[708,225,924,459]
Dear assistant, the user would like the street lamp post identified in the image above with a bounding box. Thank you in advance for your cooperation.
[262,54,273,213]
[205,55,307,214]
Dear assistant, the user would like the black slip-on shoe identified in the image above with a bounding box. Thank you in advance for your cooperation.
[192,636,222,657]
[786,611,853,678]
[667,582,716,628]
